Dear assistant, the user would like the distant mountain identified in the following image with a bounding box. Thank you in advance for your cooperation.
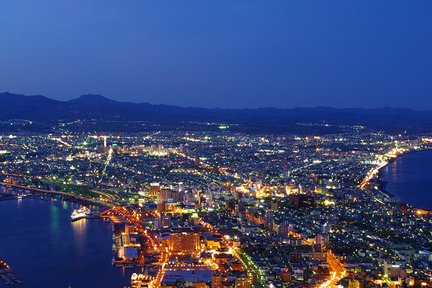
[1,92,432,134]
[69,94,119,105]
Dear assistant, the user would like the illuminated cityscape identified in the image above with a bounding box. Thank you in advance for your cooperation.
[1,129,431,287]
[1,1,432,287]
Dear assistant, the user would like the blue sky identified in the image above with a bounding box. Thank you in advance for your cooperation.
[1,1,431,109]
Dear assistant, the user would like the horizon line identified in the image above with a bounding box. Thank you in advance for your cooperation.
[1,91,430,112]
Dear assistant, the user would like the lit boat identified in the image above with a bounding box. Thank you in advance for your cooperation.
[71,206,92,221]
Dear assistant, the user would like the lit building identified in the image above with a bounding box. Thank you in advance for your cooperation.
[234,275,251,288]
[149,183,160,196]
[168,232,201,254]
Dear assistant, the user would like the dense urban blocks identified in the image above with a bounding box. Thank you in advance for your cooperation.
[1,130,432,287]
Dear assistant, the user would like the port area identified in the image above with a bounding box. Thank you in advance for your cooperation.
[0,259,23,286]
[102,213,145,268]
[71,206,102,221]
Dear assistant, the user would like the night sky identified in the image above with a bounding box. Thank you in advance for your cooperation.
[1,1,432,109]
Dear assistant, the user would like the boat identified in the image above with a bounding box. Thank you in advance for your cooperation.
[71,206,97,221]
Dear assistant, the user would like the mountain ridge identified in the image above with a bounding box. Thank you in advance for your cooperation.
[1,92,432,133]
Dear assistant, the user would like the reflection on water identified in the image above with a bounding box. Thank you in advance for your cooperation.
[72,218,87,234]
[0,198,135,288]
[50,204,59,232]
[391,160,398,179]
[72,218,87,256]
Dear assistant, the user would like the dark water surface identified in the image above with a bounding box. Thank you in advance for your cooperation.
[0,198,136,288]
[381,150,432,210]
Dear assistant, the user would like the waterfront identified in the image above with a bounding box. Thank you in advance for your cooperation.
[0,198,138,288]
[381,150,432,210]
[0,132,431,287]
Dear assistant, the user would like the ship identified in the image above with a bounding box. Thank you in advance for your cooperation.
[71,206,100,221]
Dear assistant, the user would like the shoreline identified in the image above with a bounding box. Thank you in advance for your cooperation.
[376,148,432,211]
[0,198,133,288]
[0,182,114,208]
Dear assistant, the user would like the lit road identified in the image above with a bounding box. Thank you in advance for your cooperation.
[232,248,267,288]
[99,147,114,183]
[286,230,346,287]
[317,251,346,288]
[358,160,387,189]
[199,219,259,287]
[357,161,387,205]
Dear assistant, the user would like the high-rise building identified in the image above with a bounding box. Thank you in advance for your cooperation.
[161,215,171,228]
[154,215,172,230]
[168,232,200,254]
[265,210,274,223]
[149,183,160,196]
[316,234,329,246]
[156,188,172,214]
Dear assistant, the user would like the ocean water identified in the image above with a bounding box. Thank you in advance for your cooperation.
[0,198,139,288]
[381,150,432,210]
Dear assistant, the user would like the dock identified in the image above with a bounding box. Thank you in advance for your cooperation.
[0,260,23,285]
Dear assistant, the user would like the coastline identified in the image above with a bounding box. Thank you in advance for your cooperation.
[376,148,432,211]
[0,182,114,208]
[0,198,133,288]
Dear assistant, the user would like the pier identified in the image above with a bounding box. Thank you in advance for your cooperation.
[0,259,23,286]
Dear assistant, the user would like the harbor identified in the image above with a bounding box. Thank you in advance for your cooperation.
[0,197,136,287]
[0,259,23,286]
[71,206,101,221]
[100,210,145,269]
[0,185,147,286]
